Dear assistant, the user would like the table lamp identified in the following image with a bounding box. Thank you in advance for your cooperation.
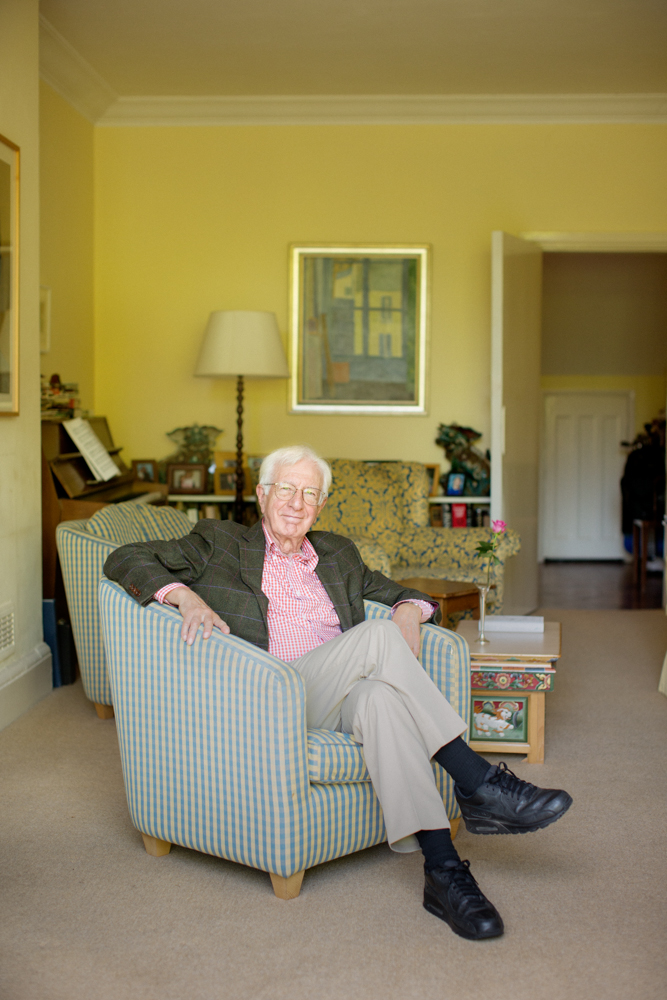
[195,310,289,523]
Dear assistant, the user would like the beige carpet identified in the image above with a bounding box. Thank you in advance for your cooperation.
[1,609,666,1000]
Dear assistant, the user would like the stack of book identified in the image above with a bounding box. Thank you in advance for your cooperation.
[429,503,491,528]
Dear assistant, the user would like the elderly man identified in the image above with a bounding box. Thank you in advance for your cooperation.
[105,445,571,940]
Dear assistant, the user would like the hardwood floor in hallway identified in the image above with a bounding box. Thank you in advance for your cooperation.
[539,560,664,610]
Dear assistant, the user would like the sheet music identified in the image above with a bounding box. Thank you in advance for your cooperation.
[63,418,120,482]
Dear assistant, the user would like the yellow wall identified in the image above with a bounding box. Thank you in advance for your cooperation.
[93,124,667,466]
[541,375,666,438]
[542,252,667,376]
[0,0,52,728]
[39,82,95,411]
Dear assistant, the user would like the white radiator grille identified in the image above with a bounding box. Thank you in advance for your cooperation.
[0,602,15,662]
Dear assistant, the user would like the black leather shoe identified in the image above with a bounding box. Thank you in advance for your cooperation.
[424,860,504,940]
[456,762,573,835]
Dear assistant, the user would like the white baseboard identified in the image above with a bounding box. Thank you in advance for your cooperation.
[0,643,52,732]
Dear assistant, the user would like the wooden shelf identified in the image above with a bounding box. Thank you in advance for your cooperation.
[429,496,491,504]
[167,494,256,503]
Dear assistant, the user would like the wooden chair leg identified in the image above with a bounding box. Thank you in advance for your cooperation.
[450,817,461,840]
[142,833,172,857]
[94,702,114,719]
[270,870,305,899]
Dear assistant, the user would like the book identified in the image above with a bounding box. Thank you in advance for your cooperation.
[483,616,545,633]
[451,503,467,528]
[63,418,120,482]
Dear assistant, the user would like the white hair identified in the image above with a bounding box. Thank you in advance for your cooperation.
[259,446,332,494]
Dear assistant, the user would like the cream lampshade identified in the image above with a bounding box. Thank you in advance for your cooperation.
[194,310,288,522]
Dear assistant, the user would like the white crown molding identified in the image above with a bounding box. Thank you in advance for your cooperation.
[36,21,667,128]
[97,92,667,127]
[39,15,117,123]
[522,231,667,252]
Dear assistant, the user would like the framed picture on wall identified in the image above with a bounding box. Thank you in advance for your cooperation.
[289,245,429,413]
[0,133,20,415]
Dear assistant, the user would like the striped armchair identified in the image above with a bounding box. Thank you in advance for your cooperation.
[98,579,470,899]
[56,503,192,716]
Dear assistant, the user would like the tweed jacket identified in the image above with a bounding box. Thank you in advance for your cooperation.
[103,518,441,652]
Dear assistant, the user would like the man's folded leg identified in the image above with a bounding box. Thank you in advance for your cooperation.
[340,677,503,940]
[340,678,451,847]
[289,617,467,751]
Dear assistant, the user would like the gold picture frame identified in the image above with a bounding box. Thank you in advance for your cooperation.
[0,133,19,415]
[424,463,441,496]
[289,244,429,414]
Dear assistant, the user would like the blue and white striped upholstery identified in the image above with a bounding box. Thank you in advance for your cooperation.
[86,503,191,545]
[99,581,470,878]
[307,730,371,783]
[56,504,191,705]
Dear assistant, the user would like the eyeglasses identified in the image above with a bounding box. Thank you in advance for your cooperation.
[265,482,326,506]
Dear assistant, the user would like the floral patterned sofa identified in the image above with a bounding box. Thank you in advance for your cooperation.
[317,460,520,615]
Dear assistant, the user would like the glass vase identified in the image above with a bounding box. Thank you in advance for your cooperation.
[476,584,491,643]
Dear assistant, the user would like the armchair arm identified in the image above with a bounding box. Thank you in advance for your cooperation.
[394,526,521,611]
[56,521,119,704]
[99,578,311,877]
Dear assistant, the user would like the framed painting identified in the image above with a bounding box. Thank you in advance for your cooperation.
[289,245,429,413]
[0,134,19,415]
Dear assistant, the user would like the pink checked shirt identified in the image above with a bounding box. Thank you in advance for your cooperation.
[155,521,436,662]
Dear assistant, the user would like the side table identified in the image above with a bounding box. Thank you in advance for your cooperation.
[457,621,562,764]
[396,577,482,624]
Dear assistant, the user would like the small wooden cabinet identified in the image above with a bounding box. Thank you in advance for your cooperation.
[457,621,562,764]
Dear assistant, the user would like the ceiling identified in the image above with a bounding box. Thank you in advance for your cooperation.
[40,0,667,97]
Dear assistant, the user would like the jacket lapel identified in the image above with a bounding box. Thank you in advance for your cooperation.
[238,520,269,623]
[311,533,354,632]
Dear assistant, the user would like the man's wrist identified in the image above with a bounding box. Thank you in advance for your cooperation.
[391,599,437,623]
[155,583,189,605]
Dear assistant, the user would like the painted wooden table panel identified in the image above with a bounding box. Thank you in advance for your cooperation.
[457,621,562,764]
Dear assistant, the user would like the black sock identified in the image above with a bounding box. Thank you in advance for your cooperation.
[433,737,492,796]
[416,828,460,871]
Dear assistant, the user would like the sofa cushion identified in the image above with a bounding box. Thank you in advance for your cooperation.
[307,729,370,783]
[87,502,192,545]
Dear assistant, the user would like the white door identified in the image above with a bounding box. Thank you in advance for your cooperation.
[491,232,543,615]
[540,392,632,559]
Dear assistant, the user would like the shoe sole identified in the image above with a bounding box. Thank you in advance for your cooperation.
[461,794,573,835]
[423,890,504,940]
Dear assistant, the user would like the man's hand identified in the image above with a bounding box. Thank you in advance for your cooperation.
[392,602,422,658]
[165,587,230,646]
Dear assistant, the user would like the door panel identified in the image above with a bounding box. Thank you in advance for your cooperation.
[491,232,543,614]
[541,392,631,559]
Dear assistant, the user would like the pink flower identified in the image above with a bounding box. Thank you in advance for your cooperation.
[491,519,506,534]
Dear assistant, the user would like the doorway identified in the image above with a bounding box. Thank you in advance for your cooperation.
[540,391,633,560]
[491,234,667,612]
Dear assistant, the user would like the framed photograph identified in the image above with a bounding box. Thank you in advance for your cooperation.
[446,471,465,496]
[132,459,158,483]
[424,463,440,496]
[470,698,527,743]
[0,134,20,415]
[289,245,429,413]
[167,463,207,495]
[213,450,247,495]
[246,455,265,489]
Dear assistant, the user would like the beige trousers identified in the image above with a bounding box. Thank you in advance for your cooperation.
[289,618,467,852]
